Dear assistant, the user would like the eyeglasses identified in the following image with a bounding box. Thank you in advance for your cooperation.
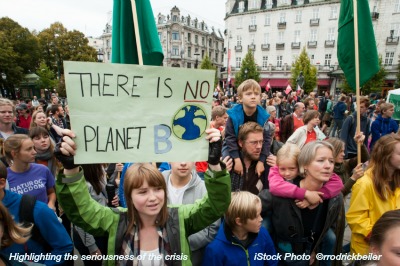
[246,140,264,147]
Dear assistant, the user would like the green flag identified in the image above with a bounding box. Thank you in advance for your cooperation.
[337,0,379,90]
[112,0,164,65]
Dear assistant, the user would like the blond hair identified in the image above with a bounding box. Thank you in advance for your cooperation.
[225,191,260,230]
[276,143,300,166]
[236,79,261,98]
[380,102,394,114]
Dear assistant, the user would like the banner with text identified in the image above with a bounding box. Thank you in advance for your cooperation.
[64,61,215,163]
[388,92,400,120]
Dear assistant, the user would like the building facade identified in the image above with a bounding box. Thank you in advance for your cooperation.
[156,6,224,72]
[223,0,400,94]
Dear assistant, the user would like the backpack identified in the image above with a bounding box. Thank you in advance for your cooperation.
[19,194,52,252]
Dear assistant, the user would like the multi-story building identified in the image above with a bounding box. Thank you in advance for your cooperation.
[223,0,399,95]
[156,6,224,72]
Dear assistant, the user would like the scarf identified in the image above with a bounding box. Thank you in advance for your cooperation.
[119,225,172,266]
[35,149,57,176]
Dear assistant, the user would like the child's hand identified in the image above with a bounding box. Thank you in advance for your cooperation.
[295,199,310,209]
[234,158,243,175]
[304,190,323,205]
[350,163,364,181]
[256,161,265,176]
[266,154,276,167]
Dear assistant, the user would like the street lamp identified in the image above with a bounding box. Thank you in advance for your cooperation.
[54,34,61,80]
[97,50,104,62]
[1,72,6,98]
[194,52,200,69]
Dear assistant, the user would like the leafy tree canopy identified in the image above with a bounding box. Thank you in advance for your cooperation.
[290,47,317,94]
[234,50,260,88]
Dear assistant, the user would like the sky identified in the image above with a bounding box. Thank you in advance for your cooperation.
[0,0,226,37]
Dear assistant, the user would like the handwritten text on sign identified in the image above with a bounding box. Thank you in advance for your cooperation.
[64,61,214,163]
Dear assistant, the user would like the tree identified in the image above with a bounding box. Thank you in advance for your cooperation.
[36,62,57,92]
[234,50,260,88]
[0,17,41,98]
[340,56,387,95]
[200,55,218,88]
[37,22,98,95]
[290,47,317,93]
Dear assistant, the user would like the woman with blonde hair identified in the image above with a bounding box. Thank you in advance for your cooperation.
[347,134,400,255]
[1,134,56,210]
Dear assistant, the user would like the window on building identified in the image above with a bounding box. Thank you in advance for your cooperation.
[309,54,315,64]
[209,51,212,58]
[106,39,110,48]
[250,34,255,44]
[238,17,243,28]
[173,15,178,22]
[158,33,162,41]
[313,8,319,19]
[325,54,332,66]
[209,39,213,48]
[202,37,205,46]
[294,30,300,42]
[239,1,245,12]
[172,46,180,56]
[277,55,283,67]
[195,35,198,44]
[264,33,269,44]
[237,35,242,46]
[385,52,395,65]
[278,31,284,42]
[280,13,286,23]
[187,63,192,68]
[266,0,273,8]
[216,52,219,63]
[391,23,400,37]
[265,14,271,25]
[396,0,400,12]
[251,16,256,26]
[328,28,335,41]
[172,31,180,40]
[310,29,317,41]
[249,0,258,9]
[236,57,242,68]
[188,47,191,57]
[187,32,191,42]
[262,56,268,70]
[282,0,289,4]
[330,6,338,19]
[202,50,205,58]
[295,10,302,23]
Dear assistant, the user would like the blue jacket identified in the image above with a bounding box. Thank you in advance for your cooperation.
[2,190,73,265]
[332,101,347,120]
[203,222,278,266]
[225,104,271,162]
[370,114,399,151]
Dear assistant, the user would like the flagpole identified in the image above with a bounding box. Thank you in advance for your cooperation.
[353,0,361,164]
[131,0,144,65]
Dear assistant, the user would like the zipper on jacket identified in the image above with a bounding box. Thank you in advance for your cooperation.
[232,242,251,266]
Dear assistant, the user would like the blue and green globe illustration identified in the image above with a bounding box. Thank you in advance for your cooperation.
[172,104,208,141]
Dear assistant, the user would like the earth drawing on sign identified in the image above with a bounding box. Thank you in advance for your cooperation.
[172,105,208,141]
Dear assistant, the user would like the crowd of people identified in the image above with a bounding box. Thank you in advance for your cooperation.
[0,80,398,266]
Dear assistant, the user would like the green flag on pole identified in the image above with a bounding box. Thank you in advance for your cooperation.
[112,0,164,65]
[337,0,379,90]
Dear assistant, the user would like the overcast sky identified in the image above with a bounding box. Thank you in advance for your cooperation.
[1,0,226,37]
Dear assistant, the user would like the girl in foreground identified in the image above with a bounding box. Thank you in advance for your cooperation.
[55,128,230,266]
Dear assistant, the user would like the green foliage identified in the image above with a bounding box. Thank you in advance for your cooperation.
[37,22,98,95]
[340,56,387,95]
[200,55,218,88]
[290,47,317,93]
[234,50,260,88]
[36,62,57,91]
[0,18,41,96]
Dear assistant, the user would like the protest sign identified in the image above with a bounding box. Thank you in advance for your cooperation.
[387,88,400,121]
[64,61,215,163]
